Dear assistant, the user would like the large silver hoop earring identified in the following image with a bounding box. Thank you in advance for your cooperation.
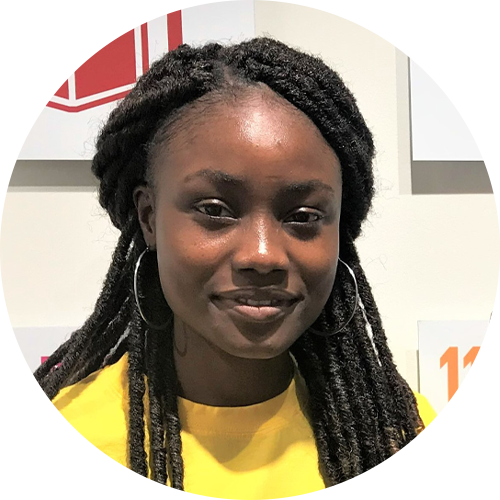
[308,258,359,337]
[134,247,171,330]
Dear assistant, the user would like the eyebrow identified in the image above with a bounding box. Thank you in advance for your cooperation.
[183,168,336,196]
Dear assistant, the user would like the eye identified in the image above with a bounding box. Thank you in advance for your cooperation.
[194,200,235,219]
[285,208,324,224]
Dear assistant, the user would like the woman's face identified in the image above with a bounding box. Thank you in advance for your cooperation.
[136,90,342,360]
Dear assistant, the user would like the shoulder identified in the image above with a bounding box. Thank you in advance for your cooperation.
[53,354,128,413]
[52,356,127,438]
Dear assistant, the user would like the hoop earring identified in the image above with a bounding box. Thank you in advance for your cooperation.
[309,258,359,337]
[134,247,171,330]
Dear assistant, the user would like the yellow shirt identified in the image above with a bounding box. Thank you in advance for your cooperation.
[53,354,436,499]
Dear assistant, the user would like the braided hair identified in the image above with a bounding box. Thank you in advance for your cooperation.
[35,37,423,488]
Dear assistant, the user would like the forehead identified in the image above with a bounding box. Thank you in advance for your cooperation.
[152,91,341,195]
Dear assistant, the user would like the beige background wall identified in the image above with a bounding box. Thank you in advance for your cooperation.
[1,1,498,390]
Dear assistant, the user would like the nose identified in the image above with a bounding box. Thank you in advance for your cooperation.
[232,214,289,276]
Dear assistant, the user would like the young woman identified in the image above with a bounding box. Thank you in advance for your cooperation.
[36,37,436,498]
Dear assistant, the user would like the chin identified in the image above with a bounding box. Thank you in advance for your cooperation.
[220,328,300,361]
[231,345,286,360]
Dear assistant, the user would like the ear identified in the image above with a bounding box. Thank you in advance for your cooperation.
[133,185,156,248]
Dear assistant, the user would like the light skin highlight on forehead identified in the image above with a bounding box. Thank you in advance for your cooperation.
[228,90,336,159]
[238,107,289,149]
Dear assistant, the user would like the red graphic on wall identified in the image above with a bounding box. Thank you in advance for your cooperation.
[47,12,183,113]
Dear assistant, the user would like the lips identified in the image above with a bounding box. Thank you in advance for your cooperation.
[216,288,300,305]
[212,289,301,323]
[234,297,287,307]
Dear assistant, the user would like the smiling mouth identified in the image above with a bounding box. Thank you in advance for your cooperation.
[212,297,299,323]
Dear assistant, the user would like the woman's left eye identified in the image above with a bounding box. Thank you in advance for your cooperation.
[285,209,324,224]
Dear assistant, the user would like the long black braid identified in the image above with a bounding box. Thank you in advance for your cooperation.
[35,37,423,489]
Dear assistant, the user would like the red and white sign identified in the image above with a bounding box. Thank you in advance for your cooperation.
[47,13,182,113]
[19,2,255,159]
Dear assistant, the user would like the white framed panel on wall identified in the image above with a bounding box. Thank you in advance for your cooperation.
[396,47,500,194]
[409,48,500,161]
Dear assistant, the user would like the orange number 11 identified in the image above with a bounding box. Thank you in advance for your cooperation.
[440,347,459,401]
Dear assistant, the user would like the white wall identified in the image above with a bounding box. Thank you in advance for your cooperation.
[1,188,119,326]
[1,1,498,391]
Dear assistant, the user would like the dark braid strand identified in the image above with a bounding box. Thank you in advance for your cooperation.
[127,308,148,478]
[144,326,168,484]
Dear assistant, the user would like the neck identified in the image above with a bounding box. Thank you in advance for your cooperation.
[172,320,295,407]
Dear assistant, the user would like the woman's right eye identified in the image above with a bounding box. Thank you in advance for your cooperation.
[194,201,234,219]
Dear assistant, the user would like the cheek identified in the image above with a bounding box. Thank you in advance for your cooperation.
[297,230,339,305]
[304,254,337,302]
[154,217,227,303]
